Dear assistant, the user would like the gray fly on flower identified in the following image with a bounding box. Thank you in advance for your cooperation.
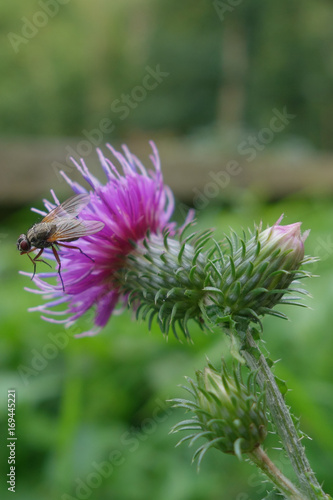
[21,142,193,337]
[17,193,105,291]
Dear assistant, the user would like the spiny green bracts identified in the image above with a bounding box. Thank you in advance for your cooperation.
[116,217,313,338]
[203,216,313,329]
[170,360,267,467]
[116,226,213,339]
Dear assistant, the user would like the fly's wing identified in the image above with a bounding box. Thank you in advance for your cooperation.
[42,194,91,222]
[46,218,105,242]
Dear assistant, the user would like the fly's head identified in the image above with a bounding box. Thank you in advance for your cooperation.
[17,234,31,253]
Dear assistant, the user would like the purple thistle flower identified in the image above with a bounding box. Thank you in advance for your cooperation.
[22,142,190,337]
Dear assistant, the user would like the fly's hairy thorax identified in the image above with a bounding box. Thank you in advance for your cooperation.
[27,223,57,248]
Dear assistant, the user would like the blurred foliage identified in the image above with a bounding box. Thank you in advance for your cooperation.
[1,197,333,499]
[1,0,333,148]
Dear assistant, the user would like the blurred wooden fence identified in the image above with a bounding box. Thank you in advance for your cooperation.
[1,138,333,205]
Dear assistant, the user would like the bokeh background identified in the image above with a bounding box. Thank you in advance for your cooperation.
[1,1,333,499]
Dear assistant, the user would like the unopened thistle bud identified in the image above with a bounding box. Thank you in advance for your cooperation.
[203,216,312,328]
[170,360,267,466]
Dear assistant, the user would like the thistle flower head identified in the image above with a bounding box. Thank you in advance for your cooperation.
[22,142,189,336]
[171,360,267,466]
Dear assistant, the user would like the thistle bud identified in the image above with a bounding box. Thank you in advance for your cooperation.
[115,217,313,339]
[171,361,267,466]
[204,216,312,328]
[261,219,308,259]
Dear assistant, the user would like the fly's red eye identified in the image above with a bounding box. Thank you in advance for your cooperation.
[20,240,30,252]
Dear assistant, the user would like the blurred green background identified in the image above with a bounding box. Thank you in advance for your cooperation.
[1,1,333,499]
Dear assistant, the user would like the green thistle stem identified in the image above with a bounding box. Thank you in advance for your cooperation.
[248,446,304,500]
[241,328,330,500]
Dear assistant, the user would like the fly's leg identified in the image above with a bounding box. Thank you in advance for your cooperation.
[27,248,50,280]
[27,252,38,281]
[57,242,95,262]
[33,249,52,269]
[52,245,65,292]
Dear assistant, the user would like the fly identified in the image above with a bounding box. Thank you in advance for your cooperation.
[17,193,105,291]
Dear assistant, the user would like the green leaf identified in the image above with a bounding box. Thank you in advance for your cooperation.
[250,326,261,341]
[265,357,274,368]
[248,346,261,361]
[230,333,246,364]
[274,376,288,396]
